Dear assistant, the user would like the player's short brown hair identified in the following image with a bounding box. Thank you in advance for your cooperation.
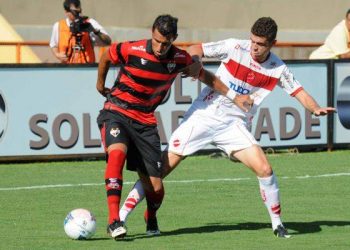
[251,17,278,43]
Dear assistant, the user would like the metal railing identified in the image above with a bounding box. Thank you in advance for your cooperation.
[0,40,323,63]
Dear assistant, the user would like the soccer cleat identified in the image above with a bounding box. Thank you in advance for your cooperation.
[107,220,127,240]
[144,213,161,236]
[273,224,291,238]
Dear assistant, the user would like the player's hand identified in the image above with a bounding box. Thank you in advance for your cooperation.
[180,61,202,79]
[233,95,254,112]
[96,85,111,97]
[312,107,337,116]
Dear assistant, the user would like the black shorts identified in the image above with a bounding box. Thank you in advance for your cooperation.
[97,109,162,177]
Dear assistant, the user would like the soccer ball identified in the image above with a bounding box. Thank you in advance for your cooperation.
[63,208,97,240]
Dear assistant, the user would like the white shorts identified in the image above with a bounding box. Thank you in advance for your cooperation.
[167,114,258,156]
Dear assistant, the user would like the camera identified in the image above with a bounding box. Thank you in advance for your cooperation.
[69,10,91,35]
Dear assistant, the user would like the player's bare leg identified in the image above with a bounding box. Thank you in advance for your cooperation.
[136,172,164,236]
[119,152,183,225]
[232,145,291,238]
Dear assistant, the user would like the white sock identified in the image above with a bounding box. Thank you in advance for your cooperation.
[258,174,283,230]
[119,179,145,223]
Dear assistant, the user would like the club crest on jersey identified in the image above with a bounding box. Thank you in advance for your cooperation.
[167,62,176,73]
[110,127,120,138]
[246,72,255,83]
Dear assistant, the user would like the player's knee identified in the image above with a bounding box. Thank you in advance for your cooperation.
[257,163,273,177]
[142,178,164,194]
[152,182,164,194]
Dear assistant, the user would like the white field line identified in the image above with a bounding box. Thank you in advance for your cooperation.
[1,173,350,191]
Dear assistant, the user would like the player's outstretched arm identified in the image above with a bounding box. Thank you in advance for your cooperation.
[188,44,204,59]
[96,48,112,97]
[198,69,253,112]
[180,44,205,78]
[295,89,337,116]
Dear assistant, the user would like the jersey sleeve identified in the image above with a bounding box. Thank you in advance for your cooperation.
[202,38,236,60]
[109,42,127,64]
[278,66,303,96]
[49,22,59,48]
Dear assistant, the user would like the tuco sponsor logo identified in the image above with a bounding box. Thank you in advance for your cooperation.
[173,139,180,147]
[131,45,146,51]
[167,62,176,73]
[110,127,120,138]
[0,92,8,143]
[229,81,250,94]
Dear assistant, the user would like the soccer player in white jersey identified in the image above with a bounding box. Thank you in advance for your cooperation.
[119,17,336,238]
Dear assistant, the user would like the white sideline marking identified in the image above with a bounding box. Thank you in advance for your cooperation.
[1,173,350,191]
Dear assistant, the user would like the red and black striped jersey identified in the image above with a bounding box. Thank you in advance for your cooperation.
[104,39,193,125]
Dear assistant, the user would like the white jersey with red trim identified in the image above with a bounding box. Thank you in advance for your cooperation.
[185,38,303,128]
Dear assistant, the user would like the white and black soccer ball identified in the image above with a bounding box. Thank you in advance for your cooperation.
[63,208,97,240]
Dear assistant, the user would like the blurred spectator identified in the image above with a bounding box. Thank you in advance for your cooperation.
[50,0,111,63]
[309,9,350,59]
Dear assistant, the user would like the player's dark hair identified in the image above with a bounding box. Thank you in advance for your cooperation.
[346,9,350,17]
[152,14,178,38]
[63,0,81,11]
[251,17,278,43]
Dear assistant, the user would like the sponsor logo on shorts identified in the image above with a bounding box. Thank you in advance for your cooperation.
[110,127,120,138]
[173,139,180,147]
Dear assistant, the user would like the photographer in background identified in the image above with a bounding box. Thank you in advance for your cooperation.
[50,0,111,63]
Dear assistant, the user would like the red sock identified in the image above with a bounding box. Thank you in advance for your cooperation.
[145,187,164,219]
[105,149,126,224]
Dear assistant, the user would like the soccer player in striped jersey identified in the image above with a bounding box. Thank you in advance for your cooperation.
[96,14,249,240]
[119,17,336,238]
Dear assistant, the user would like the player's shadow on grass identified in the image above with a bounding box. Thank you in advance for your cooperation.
[124,220,350,240]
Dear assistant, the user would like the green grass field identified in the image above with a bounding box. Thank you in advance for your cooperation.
[1,150,350,250]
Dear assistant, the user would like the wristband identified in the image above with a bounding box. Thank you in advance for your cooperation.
[226,89,236,101]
